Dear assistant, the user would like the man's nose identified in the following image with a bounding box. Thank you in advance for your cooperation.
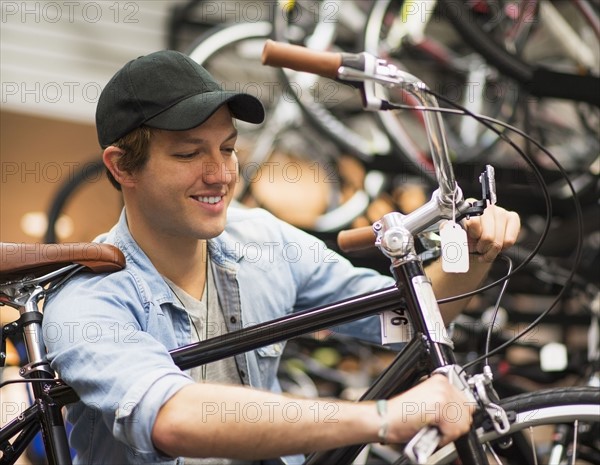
[202,157,233,184]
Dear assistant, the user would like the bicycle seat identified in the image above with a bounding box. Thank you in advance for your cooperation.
[0,242,125,282]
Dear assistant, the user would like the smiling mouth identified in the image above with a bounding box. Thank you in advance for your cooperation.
[192,195,223,205]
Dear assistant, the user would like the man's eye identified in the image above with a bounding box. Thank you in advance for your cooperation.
[222,148,236,155]
[174,151,198,159]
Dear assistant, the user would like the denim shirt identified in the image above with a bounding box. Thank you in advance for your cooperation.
[43,207,393,464]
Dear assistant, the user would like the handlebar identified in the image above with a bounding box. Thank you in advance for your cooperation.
[262,40,491,253]
[336,227,376,253]
[262,39,341,79]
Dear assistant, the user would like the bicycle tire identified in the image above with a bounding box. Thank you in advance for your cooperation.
[424,386,600,465]
[363,0,599,181]
[362,0,524,170]
[303,386,599,465]
[438,0,600,107]
[435,0,600,185]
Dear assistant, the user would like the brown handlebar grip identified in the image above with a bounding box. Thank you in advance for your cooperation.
[337,226,376,253]
[261,39,341,80]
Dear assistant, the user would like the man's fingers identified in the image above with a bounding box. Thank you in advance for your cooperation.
[475,205,496,255]
[481,209,520,261]
[465,215,482,240]
[463,206,520,262]
[504,211,521,247]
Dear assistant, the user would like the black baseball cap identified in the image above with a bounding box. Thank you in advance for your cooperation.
[96,50,265,148]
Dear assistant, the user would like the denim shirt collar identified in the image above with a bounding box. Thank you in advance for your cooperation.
[96,208,243,305]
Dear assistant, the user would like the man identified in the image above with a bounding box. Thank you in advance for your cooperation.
[43,50,520,465]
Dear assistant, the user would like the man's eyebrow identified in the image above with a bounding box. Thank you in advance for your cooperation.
[223,129,238,142]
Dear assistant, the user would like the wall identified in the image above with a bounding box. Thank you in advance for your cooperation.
[0,110,122,242]
[0,0,194,242]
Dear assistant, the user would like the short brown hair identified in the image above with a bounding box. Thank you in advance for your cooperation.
[106,126,155,190]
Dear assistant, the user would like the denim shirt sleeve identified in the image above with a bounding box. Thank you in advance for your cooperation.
[43,269,194,459]
[225,208,395,345]
[279,219,395,343]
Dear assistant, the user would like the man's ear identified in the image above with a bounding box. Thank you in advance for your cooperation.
[103,146,136,188]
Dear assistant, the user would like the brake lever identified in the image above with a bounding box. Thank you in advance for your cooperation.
[480,165,497,206]
[338,52,395,111]
[404,366,478,464]
[455,165,497,222]
[404,426,440,464]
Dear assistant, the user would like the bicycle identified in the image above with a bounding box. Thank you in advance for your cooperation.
[362,0,599,211]
[259,38,598,464]
[2,43,599,465]
[272,0,599,199]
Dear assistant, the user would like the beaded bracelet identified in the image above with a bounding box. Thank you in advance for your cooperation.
[376,399,389,444]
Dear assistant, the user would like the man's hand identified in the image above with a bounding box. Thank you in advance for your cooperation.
[463,204,521,263]
[387,375,475,446]
[430,205,521,321]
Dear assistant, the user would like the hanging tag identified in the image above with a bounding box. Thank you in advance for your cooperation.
[380,310,413,345]
[440,222,470,273]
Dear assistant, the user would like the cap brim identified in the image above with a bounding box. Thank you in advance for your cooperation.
[145,91,265,131]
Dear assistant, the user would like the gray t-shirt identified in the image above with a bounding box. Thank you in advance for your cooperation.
[164,263,256,465]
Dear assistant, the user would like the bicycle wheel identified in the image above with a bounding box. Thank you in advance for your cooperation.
[364,0,599,177]
[446,0,600,176]
[271,1,404,171]
[425,386,600,465]
[363,0,521,172]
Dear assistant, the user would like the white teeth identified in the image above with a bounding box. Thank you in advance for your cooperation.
[195,196,222,204]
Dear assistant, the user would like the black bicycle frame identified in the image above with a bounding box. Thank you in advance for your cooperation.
[305,259,487,465]
[1,306,72,465]
[169,256,487,465]
[4,257,487,465]
[0,376,72,465]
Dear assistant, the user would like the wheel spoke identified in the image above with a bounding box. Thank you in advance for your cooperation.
[528,426,538,465]
[485,441,505,465]
[572,419,579,465]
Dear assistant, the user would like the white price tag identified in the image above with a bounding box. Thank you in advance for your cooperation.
[380,310,413,345]
[440,222,469,273]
